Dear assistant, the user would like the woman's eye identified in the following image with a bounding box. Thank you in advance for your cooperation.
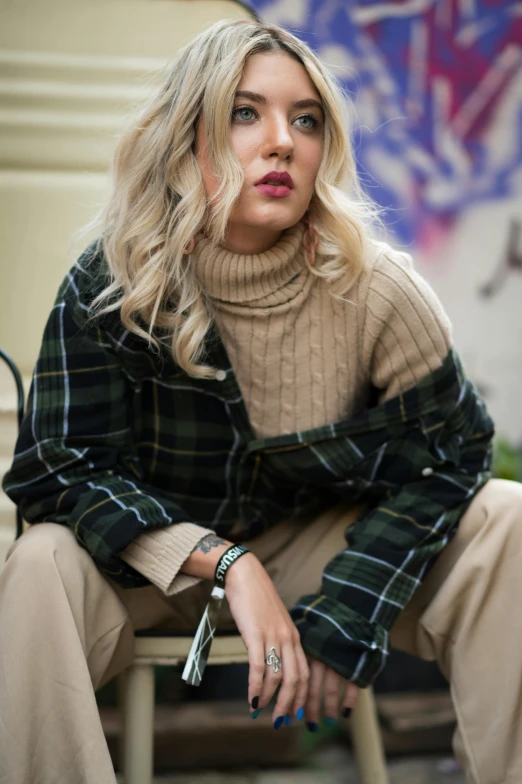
[232,106,320,130]
[233,106,256,122]
[297,114,319,129]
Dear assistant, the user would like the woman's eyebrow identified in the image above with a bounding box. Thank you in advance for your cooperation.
[235,90,324,114]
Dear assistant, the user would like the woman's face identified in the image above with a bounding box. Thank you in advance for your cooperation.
[195,51,324,254]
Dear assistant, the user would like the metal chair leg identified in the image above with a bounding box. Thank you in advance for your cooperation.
[350,686,389,784]
[121,663,155,784]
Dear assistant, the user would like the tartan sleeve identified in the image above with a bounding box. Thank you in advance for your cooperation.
[290,384,494,687]
[291,396,492,688]
[1,294,196,588]
[291,244,495,688]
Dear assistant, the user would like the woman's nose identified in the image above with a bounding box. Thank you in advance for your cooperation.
[262,116,294,158]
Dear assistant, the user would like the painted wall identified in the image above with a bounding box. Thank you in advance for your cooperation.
[247,0,522,446]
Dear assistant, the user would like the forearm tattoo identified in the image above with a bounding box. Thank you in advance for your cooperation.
[192,534,228,554]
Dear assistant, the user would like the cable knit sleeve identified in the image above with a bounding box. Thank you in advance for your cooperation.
[361,245,453,401]
[120,523,215,596]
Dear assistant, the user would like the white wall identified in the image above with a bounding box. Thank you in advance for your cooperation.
[415,196,522,445]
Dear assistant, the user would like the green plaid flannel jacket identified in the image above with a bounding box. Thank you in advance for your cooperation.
[2,244,495,687]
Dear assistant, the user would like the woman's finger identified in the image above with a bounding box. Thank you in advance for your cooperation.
[291,640,310,719]
[271,640,299,725]
[323,665,342,722]
[305,656,325,727]
[257,640,284,717]
[341,681,360,718]
[247,636,267,715]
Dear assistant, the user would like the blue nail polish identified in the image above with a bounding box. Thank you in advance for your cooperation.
[251,709,262,719]
[273,716,284,730]
[296,707,304,721]
[325,716,338,728]
[284,714,292,726]
[306,721,319,732]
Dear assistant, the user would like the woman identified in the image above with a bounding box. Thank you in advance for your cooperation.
[1,17,521,784]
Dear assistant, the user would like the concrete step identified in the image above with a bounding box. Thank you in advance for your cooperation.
[0,484,16,521]
[0,408,18,461]
[0,360,30,408]
[0,455,12,477]
[0,368,28,460]
[0,492,16,568]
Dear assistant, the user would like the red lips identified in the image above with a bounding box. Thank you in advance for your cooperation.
[254,170,294,188]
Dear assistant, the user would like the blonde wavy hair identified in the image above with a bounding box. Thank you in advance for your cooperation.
[89,18,382,378]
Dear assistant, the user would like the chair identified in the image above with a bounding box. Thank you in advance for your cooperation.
[1,349,389,784]
[120,632,389,784]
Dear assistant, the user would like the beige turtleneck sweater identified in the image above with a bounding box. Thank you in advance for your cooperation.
[121,219,452,594]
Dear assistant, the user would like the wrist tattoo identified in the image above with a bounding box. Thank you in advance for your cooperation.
[193,534,228,554]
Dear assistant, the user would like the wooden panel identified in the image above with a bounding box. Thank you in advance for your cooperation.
[135,634,248,660]
[0,50,158,171]
[0,1,254,59]
[0,0,254,373]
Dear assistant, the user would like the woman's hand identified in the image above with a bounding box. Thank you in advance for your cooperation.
[305,655,359,727]
[225,552,310,725]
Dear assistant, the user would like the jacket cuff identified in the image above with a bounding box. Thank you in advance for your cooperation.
[290,594,389,688]
[120,523,215,596]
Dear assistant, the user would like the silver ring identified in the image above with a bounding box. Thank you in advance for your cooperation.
[265,647,282,673]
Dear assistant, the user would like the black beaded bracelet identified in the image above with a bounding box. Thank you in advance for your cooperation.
[214,544,250,587]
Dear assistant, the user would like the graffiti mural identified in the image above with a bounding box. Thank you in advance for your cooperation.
[247,0,522,251]
[245,0,522,445]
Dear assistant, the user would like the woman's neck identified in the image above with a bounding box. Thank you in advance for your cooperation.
[210,222,287,255]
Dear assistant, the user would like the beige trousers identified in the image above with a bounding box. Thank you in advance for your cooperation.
[1,478,521,784]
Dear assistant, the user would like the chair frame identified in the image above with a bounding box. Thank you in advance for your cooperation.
[120,631,388,784]
[1,349,388,784]
[0,348,25,540]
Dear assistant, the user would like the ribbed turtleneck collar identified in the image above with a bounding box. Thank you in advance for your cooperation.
[192,220,310,309]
